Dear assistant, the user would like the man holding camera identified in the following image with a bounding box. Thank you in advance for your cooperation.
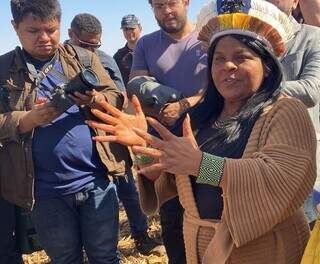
[0,0,128,263]
[67,13,163,255]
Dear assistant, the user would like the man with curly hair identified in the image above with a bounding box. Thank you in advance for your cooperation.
[68,13,164,255]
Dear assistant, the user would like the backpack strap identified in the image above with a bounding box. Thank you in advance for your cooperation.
[70,44,92,69]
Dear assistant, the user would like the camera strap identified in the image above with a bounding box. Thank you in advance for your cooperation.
[48,67,69,84]
[21,49,62,87]
[71,44,92,69]
[22,50,73,100]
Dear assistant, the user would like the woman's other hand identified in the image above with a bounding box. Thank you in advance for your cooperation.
[86,95,147,146]
[132,114,202,176]
[137,163,162,182]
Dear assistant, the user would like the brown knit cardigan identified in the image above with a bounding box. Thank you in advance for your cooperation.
[137,96,317,263]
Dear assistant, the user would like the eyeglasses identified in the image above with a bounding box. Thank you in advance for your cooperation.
[152,0,182,12]
[75,34,101,50]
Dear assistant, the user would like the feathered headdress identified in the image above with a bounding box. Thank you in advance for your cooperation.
[196,0,294,57]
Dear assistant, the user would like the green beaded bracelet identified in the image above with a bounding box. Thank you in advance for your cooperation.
[196,152,225,187]
[134,154,154,166]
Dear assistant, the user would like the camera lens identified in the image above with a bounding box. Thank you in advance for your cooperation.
[81,68,100,87]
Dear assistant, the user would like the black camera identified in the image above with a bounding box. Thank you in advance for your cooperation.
[50,68,101,112]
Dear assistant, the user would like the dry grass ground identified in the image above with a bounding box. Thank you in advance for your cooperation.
[23,205,168,264]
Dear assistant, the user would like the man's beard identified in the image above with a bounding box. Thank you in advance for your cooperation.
[156,15,187,34]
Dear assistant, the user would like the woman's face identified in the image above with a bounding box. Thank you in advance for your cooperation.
[211,36,267,106]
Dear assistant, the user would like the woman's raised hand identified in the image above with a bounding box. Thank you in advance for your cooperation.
[132,114,203,176]
[86,95,147,146]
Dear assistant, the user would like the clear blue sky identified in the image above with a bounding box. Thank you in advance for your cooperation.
[0,0,209,55]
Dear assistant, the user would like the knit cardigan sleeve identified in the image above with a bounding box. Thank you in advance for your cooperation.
[137,172,178,215]
[222,98,317,248]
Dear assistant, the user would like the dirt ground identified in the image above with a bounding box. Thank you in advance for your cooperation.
[23,205,168,264]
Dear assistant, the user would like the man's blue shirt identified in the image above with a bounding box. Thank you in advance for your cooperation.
[30,55,106,198]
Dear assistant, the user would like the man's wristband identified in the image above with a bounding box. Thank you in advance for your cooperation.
[178,98,191,113]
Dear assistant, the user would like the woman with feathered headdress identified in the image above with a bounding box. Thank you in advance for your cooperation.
[87,0,316,263]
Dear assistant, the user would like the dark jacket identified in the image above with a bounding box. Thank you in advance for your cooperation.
[113,44,133,86]
[0,44,129,209]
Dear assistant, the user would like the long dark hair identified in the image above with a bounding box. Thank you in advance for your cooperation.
[171,34,283,144]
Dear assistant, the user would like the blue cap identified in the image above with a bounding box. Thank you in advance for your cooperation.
[121,14,140,29]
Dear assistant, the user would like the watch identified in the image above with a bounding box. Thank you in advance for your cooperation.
[178,98,191,113]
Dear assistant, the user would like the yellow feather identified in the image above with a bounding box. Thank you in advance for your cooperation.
[218,13,252,32]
